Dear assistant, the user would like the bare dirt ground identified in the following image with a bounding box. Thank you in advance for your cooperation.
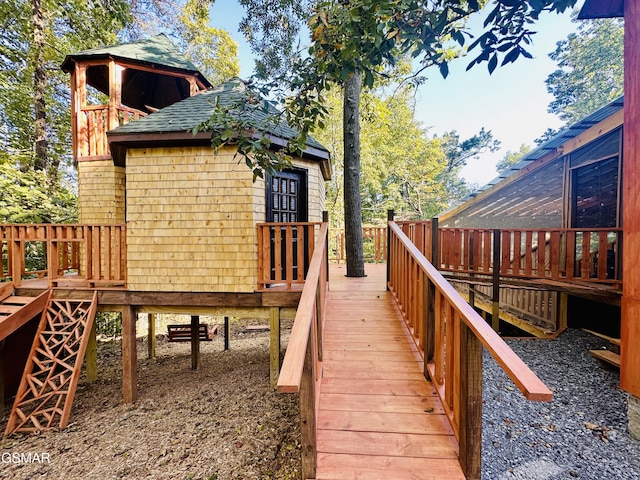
[0,318,302,480]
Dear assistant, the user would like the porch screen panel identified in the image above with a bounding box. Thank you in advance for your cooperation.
[572,157,618,228]
[569,127,621,228]
[444,157,565,229]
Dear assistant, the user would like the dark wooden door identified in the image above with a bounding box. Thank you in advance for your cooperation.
[267,170,308,281]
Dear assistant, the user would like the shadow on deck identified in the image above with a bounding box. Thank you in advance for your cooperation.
[315,264,464,479]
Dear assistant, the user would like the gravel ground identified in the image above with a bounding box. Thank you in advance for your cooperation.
[483,328,640,480]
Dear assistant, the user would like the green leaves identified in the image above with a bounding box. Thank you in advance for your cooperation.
[546,17,623,125]
[467,0,578,73]
[193,81,297,181]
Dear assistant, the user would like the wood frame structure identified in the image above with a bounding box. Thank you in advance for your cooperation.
[5,291,98,436]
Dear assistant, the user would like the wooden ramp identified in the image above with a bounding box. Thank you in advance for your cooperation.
[315,265,465,479]
[0,282,49,341]
[4,291,98,436]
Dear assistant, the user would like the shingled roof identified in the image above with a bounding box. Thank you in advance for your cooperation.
[107,78,330,170]
[61,34,210,87]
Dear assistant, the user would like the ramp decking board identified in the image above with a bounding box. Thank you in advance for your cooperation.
[315,264,464,479]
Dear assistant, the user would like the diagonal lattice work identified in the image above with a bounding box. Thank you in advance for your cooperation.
[5,291,98,437]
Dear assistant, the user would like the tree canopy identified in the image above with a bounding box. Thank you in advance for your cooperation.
[546,17,623,125]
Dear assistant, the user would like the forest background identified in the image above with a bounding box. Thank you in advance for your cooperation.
[0,0,623,227]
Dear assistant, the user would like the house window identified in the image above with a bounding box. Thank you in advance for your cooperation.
[571,156,619,228]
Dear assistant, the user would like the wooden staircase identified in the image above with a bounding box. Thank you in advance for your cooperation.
[0,282,49,341]
[586,329,621,369]
[4,291,98,436]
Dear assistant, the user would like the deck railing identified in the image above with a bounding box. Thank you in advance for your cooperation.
[329,225,387,263]
[256,222,323,290]
[276,222,329,479]
[396,220,621,285]
[1,224,127,287]
[388,220,552,479]
[77,105,146,158]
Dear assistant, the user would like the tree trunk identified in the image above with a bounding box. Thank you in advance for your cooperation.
[32,0,48,173]
[343,72,365,277]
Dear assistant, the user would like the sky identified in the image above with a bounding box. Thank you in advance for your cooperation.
[209,1,582,186]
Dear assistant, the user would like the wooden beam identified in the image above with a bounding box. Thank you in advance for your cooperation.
[191,315,200,370]
[0,290,49,341]
[121,306,137,403]
[0,283,14,303]
[85,319,97,383]
[270,307,280,389]
[492,230,501,331]
[0,339,4,421]
[621,0,640,398]
[148,313,156,359]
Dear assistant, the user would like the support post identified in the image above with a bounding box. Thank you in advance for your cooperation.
[300,326,317,479]
[121,307,137,403]
[85,317,97,382]
[387,209,394,289]
[558,292,569,331]
[622,0,640,426]
[270,307,281,389]
[224,316,230,351]
[191,315,200,370]
[322,211,329,284]
[147,313,156,359]
[431,217,439,267]
[0,339,4,420]
[492,229,501,331]
[458,321,483,480]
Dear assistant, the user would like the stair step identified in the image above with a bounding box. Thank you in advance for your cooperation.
[589,349,620,368]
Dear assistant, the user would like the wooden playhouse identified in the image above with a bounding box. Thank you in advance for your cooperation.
[2,35,331,435]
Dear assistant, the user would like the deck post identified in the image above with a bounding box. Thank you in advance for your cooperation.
[430,217,439,267]
[623,0,640,439]
[492,229,501,331]
[299,325,317,479]
[323,211,329,283]
[121,306,137,403]
[0,339,4,420]
[147,313,156,359]
[458,321,483,480]
[191,315,200,370]
[85,318,98,382]
[270,307,281,389]
[387,210,394,289]
[224,316,230,350]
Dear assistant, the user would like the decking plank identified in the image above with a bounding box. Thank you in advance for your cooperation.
[319,392,444,414]
[322,349,423,362]
[315,265,464,479]
[318,410,454,435]
[317,430,458,458]
[321,365,425,381]
[315,453,465,480]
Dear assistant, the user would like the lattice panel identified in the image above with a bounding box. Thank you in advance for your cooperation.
[5,291,98,436]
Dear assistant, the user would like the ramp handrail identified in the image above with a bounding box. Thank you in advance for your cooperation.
[388,220,552,479]
[276,222,328,479]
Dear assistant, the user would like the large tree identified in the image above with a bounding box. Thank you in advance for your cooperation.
[0,0,130,186]
[546,17,624,125]
[214,0,578,276]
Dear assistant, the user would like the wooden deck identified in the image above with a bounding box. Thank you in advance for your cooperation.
[316,264,464,479]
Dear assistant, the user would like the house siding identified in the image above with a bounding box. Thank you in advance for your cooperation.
[77,160,125,223]
[125,145,325,292]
